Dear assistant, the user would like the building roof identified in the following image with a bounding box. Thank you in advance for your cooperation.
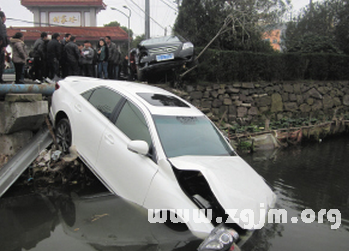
[6,26,128,42]
[21,0,106,7]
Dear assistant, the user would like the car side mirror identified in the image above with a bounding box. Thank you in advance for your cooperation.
[127,140,149,156]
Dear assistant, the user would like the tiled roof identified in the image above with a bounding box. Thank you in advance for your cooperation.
[21,0,105,7]
[7,26,128,42]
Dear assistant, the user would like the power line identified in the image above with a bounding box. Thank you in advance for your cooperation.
[165,0,178,8]
[128,0,165,30]
[159,0,177,12]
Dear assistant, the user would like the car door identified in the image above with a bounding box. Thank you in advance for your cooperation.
[96,99,158,205]
[72,87,123,166]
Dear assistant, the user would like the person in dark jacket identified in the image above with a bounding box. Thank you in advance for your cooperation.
[47,33,61,79]
[61,33,71,78]
[105,36,120,79]
[42,39,49,79]
[32,32,48,81]
[10,32,27,84]
[0,11,9,83]
[97,39,109,79]
[64,36,80,76]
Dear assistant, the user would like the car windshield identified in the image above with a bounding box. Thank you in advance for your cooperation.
[153,115,235,158]
[141,36,184,45]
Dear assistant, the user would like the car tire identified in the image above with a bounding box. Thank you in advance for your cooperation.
[186,55,198,69]
[56,118,72,153]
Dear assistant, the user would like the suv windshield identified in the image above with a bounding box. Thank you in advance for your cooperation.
[154,115,235,158]
[140,36,184,45]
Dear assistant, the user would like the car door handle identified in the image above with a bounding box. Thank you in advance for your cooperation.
[74,104,82,112]
[104,134,114,145]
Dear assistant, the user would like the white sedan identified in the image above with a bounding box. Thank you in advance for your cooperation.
[50,77,276,249]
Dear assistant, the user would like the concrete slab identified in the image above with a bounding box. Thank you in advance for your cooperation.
[5,93,43,102]
[0,130,33,156]
[0,101,48,134]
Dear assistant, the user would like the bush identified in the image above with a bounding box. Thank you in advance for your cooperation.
[188,48,349,82]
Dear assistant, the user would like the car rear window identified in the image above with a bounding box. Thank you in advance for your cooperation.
[137,93,189,107]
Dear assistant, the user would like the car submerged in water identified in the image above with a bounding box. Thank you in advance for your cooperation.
[135,35,195,80]
[50,77,276,250]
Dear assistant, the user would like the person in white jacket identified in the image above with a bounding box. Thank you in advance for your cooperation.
[81,40,94,77]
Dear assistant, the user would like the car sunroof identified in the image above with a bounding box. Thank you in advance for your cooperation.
[137,93,189,107]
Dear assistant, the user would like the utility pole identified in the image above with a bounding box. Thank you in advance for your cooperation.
[310,0,314,12]
[145,0,150,39]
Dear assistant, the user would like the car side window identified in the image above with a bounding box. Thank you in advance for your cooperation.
[115,101,152,146]
[81,89,94,100]
[84,87,123,119]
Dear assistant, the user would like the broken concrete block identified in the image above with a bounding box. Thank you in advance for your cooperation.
[252,134,281,151]
[0,101,48,134]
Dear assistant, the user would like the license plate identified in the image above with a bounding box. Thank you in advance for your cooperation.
[156,53,174,62]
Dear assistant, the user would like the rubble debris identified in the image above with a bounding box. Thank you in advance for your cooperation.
[89,213,109,223]
[62,145,78,162]
[51,150,62,161]
[230,119,349,152]
[13,143,96,189]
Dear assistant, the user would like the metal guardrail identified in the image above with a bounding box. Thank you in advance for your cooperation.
[0,128,52,197]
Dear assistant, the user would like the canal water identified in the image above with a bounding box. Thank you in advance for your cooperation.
[0,136,348,251]
[241,135,349,251]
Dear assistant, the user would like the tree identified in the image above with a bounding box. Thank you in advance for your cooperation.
[132,34,146,48]
[173,0,290,52]
[334,1,349,54]
[282,0,345,53]
[104,21,134,39]
[104,21,121,27]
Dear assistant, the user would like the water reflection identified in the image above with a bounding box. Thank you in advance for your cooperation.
[241,136,349,251]
[0,185,200,251]
[0,193,59,251]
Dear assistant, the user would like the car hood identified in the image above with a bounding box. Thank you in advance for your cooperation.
[169,155,277,230]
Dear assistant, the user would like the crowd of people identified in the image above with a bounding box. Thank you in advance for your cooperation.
[30,32,123,82]
[0,10,125,84]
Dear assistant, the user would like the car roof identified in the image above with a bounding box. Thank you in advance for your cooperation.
[60,77,203,117]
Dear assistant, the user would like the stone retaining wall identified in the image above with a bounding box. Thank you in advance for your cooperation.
[179,81,349,124]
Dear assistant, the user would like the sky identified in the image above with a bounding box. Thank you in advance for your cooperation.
[0,0,321,38]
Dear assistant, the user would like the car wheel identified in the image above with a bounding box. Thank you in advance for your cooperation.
[186,55,198,69]
[56,118,72,153]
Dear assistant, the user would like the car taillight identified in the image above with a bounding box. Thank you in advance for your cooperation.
[55,83,60,90]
